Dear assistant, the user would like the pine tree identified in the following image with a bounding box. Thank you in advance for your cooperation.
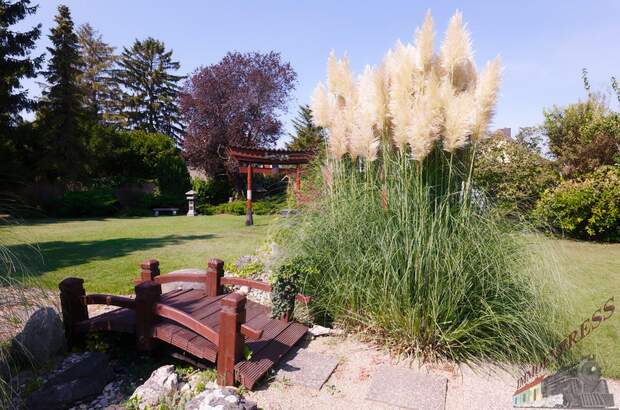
[37,4,87,181]
[0,0,42,131]
[286,105,325,152]
[77,23,118,124]
[116,37,184,143]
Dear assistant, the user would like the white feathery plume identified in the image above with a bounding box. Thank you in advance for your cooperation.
[408,91,442,161]
[441,81,475,152]
[472,56,502,142]
[357,65,386,128]
[350,68,381,161]
[327,52,355,102]
[387,40,418,150]
[415,10,435,74]
[440,10,476,92]
[328,109,349,159]
[310,82,333,128]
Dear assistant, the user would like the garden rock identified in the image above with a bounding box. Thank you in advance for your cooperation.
[185,386,257,410]
[130,364,178,409]
[13,307,65,364]
[235,255,260,269]
[25,352,113,410]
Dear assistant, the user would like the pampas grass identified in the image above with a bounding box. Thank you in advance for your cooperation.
[314,10,500,163]
[279,10,563,367]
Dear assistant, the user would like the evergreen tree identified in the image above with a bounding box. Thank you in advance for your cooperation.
[116,37,184,143]
[37,4,87,181]
[0,0,42,130]
[77,23,118,124]
[286,105,325,152]
[0,0,42,181]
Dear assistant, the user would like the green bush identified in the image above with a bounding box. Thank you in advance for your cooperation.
[59,189,118,217]
[211,197,287,215]
[475,131,559,214]
[270,257,317,319]
[192,177,231,206]
[534,166,620,241]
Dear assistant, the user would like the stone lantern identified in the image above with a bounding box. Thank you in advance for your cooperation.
[186,190,196,216]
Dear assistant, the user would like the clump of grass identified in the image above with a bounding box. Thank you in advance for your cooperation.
[279,8,567,368]
[280,147,565,365]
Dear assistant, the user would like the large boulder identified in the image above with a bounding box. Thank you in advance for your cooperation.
[13,307,65,364]
[130,364,179,409]
[25,352,114,410]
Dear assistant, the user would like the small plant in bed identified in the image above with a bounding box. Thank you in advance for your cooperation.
[278,11,566,366]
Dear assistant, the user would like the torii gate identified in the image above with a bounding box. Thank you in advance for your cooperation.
[228,146,314,226]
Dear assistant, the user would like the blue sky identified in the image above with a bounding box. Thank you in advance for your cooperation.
[17,1,620,145]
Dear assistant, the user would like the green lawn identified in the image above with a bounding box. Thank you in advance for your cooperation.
[2,215,274,293]
[2,217,619,376]
[541,238,620,377]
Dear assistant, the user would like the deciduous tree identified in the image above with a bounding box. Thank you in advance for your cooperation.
[180,51,296,178]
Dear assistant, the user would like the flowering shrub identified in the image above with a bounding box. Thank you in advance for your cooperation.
[534,166,620,241]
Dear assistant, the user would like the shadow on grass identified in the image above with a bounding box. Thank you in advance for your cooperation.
[7,234,214,278]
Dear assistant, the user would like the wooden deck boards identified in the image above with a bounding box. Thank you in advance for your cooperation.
[79,289,307,389]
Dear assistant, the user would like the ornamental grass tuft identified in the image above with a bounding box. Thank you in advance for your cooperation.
[279,10,566,366]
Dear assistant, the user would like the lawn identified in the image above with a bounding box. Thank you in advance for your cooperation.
[540,238,620,378]
[1,217,619,376]
[2,215,275,293]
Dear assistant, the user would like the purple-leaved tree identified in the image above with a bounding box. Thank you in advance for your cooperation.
[180,51,297,179]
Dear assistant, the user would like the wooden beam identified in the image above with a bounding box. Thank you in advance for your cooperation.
[153,303,220,346]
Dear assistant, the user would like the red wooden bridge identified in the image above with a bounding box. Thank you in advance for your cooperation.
[58,258,310,389]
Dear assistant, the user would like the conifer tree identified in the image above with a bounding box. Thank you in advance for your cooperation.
[116,37,184,143]
[37,4,87,180]
[0,0,42,131]
[77,23,118,124]
[286,105,325,152]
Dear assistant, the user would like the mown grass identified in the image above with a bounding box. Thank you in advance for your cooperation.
[537,237,620,377]
[0,215,274,293]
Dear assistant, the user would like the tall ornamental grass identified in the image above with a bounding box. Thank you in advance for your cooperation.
[280,11,565,364]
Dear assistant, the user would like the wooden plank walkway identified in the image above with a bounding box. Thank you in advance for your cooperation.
[59,258,309,389]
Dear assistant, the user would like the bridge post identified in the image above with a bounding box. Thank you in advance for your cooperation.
[140,259,160,282]
[206,258,224,297]
[59,277,89,347]
[217,292,246,386]
[135,281,161,351]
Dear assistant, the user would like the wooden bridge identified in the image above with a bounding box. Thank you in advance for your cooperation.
[58,258,310,389]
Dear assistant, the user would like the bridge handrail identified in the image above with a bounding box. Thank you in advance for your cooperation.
[220,277,311,304]
[153,302,220,346]
[81,294,136,309]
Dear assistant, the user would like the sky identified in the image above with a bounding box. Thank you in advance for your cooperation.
[16,1,620,146]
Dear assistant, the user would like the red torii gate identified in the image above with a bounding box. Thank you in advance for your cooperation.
[228,146,314,226]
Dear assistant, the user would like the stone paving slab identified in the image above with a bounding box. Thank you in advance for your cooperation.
[275,347,339,390]
[366,365,448,410]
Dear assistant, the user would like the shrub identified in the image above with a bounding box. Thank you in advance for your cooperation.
[59,189,118,217]
[475,131,559,214]
[534,166,620,241]
[270,257,317,319]
[211,197,286,215]
[192,177,231,206]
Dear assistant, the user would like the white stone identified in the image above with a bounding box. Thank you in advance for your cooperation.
[131,365,178,409]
